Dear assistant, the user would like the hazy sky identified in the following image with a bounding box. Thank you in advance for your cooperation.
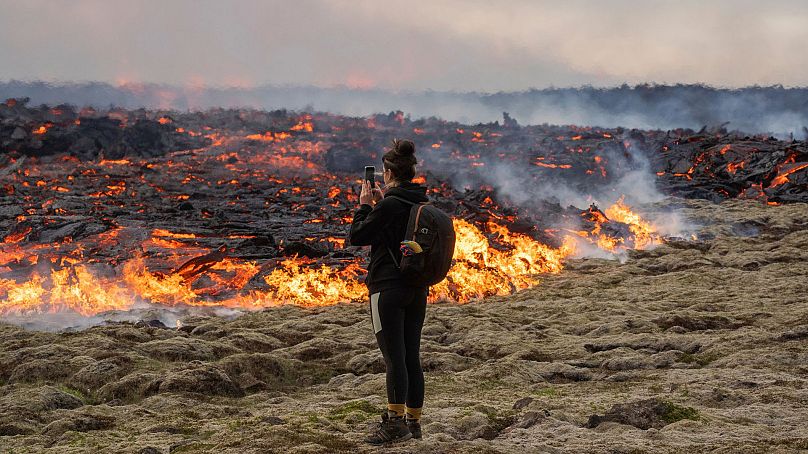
[1,0,806,91]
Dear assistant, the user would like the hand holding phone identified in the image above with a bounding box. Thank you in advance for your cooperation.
[364,166,375,184]
[360,166,383,206]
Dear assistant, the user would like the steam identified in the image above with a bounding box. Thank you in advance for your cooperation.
[3,81,808,137]
[3,303,245,333]
[426,130,696,259]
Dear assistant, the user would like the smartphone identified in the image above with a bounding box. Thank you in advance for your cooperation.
[364,166,375,185]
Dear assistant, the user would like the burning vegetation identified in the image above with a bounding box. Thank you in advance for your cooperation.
[1,98,806,319]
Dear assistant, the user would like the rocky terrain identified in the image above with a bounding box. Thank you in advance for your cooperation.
[0,197,806,453]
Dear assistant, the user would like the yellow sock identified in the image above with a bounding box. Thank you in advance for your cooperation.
[405,406,422,422]
[387,403,405,418]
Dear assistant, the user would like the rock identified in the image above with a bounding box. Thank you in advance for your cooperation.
[584,337,701,354]
[1,344,80,380]
[508,410,546,429]
[281,241,328,258]
[586,398,699,430]
[169,440,198,453]
[9,358,77,383]
[454,412,497,440]
[97,372,161,402]
[536,363,593,383]
[778,325,808,341]
[42,413,115,435]
[512,397,534,410]
[140,337,239,362]
[189,323,229,339]
[276,337,349,361]
[0,421,36,436]
[70,356,133,390]
[346,350,385,375]
[97,325,153,343]
[460,359,547,385]
[135,319,168,329]
[138,448,163,454]
[223,331,284,353]
[2,385,84,412]
[0,385,84,435]
[421,351,475,372]
[260,416,285,425]
[217,353,301,390]
[653,314,747,331]
[157,363,245,397]
[10,126,27,139]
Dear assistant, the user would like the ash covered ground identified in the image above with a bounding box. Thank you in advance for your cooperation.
[0,198,806,453]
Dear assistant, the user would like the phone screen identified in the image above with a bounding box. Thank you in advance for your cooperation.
[364,166,375,184]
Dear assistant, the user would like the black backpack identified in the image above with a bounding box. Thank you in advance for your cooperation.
[385,196,456,287]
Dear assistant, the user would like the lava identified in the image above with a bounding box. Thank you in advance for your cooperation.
[0,107,671,317]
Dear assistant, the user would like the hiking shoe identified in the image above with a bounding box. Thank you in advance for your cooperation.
[365,413,412,445]
[406,419,422,439]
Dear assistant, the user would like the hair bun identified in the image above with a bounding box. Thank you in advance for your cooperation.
[394,139,415,156]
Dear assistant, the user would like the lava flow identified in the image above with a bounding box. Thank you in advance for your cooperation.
[0,105,673,318]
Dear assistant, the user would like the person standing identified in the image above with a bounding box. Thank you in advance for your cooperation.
[349,139,429,444]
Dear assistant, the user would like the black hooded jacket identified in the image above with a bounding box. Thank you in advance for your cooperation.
[349,181,429,294]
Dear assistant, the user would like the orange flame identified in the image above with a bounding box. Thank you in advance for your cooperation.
[430,220,575,302]
[573,197,661,252]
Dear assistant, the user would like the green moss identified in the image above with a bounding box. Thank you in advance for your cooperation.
[328,400,383,421]
[660,401,699,423]
[475,378,508,392]
[171,443,216,453]
[66,431,89,446]
[475,405,517,432]
[263,425,357,452]
[533,387,559,398]
[226,419,246,431]
[56,385,92,404]
[678,352,720,367]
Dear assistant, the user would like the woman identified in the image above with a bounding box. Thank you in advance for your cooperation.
[349,139,429,445]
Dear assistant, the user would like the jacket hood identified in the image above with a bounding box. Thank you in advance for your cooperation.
[385,181,429,203]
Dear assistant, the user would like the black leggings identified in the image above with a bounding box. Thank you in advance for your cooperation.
[370,287,428,408]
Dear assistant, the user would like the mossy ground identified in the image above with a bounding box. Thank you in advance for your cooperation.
[0,199,806,453]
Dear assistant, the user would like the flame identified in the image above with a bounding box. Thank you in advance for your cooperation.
[4,226,32,244]
[769,162,808,187]
[290,121,313,132]
[0,108,668,317]
[727,160,745,174]
[0,201,660,316]
[430,220,575,302]
[574,197,661,252]
[603,198,660,249]
[254,258,366,306]
[535,161,572,169]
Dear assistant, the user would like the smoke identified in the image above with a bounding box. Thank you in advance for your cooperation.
[3,81,808,136]
[426,128,698,259]
[2,303,245,332]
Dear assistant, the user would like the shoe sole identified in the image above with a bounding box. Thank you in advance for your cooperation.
[367,433,412,446]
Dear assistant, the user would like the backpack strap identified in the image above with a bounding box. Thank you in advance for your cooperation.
[382,195,426,270]
[410,204,427,241]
